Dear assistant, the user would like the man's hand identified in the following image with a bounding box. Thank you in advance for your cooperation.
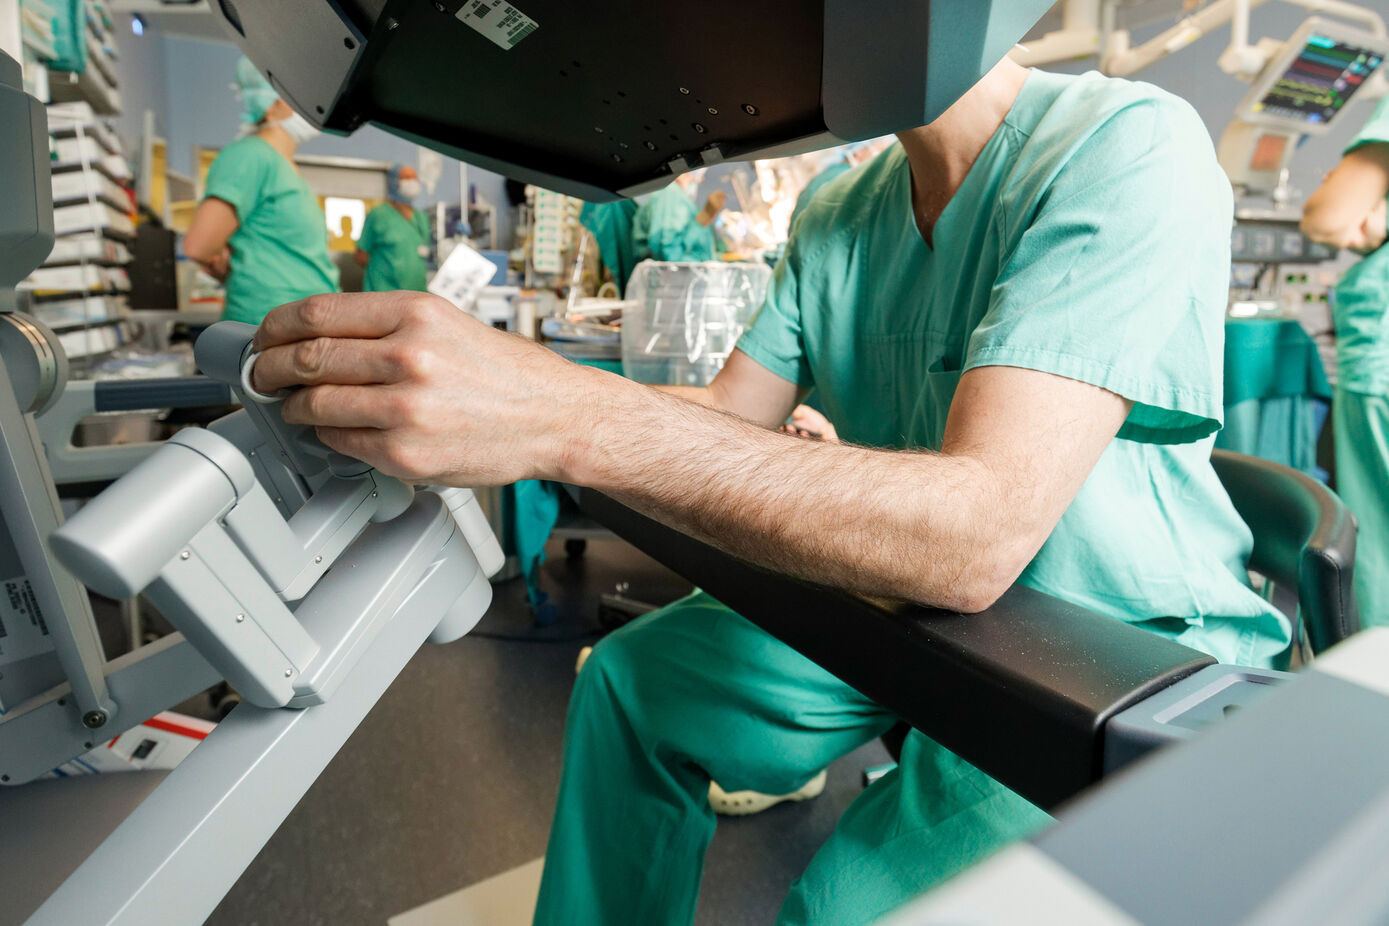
[203,248,231,282]
[781,404,838,441]
[250,292,611,486]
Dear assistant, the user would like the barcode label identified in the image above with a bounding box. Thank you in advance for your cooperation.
[0,575,56,667]
[456,0,539,50]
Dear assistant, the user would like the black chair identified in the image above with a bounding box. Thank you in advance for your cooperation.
[1210,449,1360,656]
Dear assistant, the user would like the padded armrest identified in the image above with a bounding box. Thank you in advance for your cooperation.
[573,487,1216,809]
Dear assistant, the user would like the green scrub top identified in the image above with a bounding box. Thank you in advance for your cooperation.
[790,160,851,229]
[737,69,1290,669]
[1333,94,1389,394]
[359,202,431,293]
[632,183,718,263]
[579,200,640,294]
[203,136,339,325]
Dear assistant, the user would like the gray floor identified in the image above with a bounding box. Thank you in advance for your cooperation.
[192,535,890,926]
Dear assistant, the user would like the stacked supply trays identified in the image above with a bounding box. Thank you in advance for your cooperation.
[22,100,136,367]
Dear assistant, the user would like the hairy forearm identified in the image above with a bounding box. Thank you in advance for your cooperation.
[565,381,1021,611]
[654,384,717,407]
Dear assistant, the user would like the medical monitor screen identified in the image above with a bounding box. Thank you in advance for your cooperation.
[1248,33,1384,127]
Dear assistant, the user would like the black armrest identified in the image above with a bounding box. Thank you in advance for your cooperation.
[573,487,1216,810]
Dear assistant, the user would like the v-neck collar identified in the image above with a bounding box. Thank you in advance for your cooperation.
[898,69,1037,254]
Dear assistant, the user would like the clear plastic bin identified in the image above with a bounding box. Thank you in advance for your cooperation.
[622,261,773,386]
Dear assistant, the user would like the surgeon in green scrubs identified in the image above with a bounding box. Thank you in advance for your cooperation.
[1302,96,1389,629]
[355,165,432,293]
[632,171,725,262]
[529,66,1290,925]
[244,60,1290,926]
[182,58,338,325]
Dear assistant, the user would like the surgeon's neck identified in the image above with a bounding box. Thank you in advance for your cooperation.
[896,57,1029,247]
[256,124,299,164]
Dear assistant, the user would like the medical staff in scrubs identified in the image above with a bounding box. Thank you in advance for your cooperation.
[579,199,639,295]
[244,60,1289,926]
[183,59,338,325]
[632,171,725,262]
[528,67,1290,925]
[355,165,432,293]
[1302,96,1389,628]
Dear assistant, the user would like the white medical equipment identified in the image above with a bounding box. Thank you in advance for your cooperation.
[0,51,503,925]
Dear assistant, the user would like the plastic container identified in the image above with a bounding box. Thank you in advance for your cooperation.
[622,260,773,386]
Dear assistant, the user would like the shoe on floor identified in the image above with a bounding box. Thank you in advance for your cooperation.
[708,769,828,816]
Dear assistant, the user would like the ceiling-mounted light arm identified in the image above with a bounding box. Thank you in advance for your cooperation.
[1011,0,1103,68]
[1016,0,1386,82]
[1099,0,1386,78]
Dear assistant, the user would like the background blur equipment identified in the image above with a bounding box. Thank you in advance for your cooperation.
[1217,17,1389,195]
[207,0,1057,200]
[622,260,773,387]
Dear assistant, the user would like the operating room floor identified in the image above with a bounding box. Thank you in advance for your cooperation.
[187,535,891,926]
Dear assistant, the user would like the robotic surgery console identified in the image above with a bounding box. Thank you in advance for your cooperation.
[49,322,505,714]
[207,0,1057,200]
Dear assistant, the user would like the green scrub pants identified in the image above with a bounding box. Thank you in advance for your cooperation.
[1335,387,1389,628]
[532,591,1050,926]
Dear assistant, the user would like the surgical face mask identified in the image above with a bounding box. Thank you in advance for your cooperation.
[274,111,321,145]
[397,179,422,202]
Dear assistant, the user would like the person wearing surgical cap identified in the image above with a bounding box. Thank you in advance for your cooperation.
[182,57,338,324]
[632,169,726,263]
[1302,94,1389,629]
[355,165,432,293]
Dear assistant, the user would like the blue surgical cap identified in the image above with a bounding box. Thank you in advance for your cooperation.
[234,57,279,125]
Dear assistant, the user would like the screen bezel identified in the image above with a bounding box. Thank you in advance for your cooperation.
[1234,17,1389,135]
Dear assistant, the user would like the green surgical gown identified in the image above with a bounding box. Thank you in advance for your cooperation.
[359,202,431,293]
[631,183,718,263]
[1332,95,1389,627]
[789,159,850,229]
[203,136,339,325]
[739,70,1289,668]
[535,70,1290,926]
[579,200,639,294]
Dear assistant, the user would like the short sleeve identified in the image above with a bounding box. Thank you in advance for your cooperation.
[1347,94,1389,154]
[965,97,1233,445]
[735,240,813,388]
[203,141,269,220]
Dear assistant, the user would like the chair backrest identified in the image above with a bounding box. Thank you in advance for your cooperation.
[1210,449,1360,655]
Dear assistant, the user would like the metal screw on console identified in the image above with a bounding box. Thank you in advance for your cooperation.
[82,710,108,729]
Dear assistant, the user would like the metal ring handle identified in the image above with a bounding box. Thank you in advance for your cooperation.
[239,350,289,404]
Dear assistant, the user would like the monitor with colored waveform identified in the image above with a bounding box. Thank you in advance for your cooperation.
[1237,18,1389,134]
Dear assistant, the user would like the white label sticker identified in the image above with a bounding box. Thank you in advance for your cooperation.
[456,1,539,51]
[0,575,55,667]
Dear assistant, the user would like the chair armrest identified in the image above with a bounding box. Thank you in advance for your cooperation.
[572,486,1216,809]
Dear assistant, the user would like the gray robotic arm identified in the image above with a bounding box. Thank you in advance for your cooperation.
[49,322,503,711]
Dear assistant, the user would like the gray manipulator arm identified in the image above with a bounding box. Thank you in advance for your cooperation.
[48,322,504,710]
